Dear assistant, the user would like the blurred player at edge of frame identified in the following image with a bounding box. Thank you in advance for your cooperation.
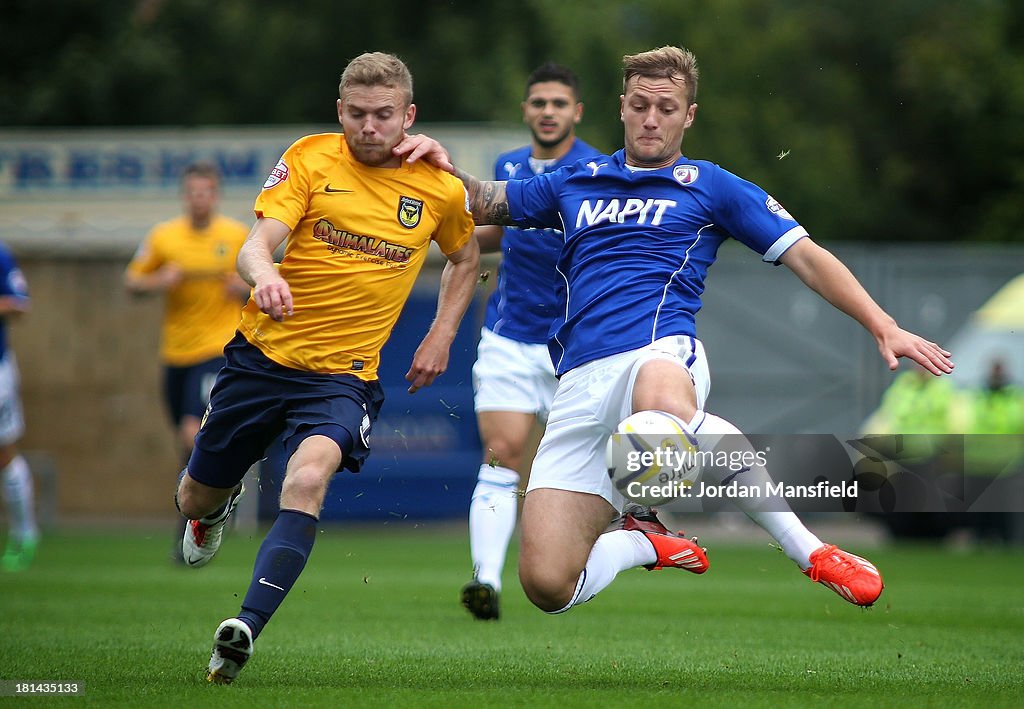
[0,242,36,572]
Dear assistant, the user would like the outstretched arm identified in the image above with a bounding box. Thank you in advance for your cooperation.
[780,238,953,375]
[392,134,515,226]
[452,168,515,226]
[405,236,482,393]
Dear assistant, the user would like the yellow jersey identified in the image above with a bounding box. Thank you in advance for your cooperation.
[128,214,249,366]
[240,133,473,379]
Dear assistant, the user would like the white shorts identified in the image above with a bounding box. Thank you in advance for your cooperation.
[0,354,25,446]
[472,328,558,420]
[526,336,710,509]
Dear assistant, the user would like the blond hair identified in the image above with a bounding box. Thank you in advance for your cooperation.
[339,52,413,105]
[623,46,699,105]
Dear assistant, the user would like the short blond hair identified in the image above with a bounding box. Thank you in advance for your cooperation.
[339,52,413,105]
[623,46,699,106]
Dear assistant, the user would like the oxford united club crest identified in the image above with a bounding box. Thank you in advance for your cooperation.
[397,196,423,229]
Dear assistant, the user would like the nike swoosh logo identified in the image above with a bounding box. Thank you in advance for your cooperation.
[258,577,285,591]
[324,185,353,193]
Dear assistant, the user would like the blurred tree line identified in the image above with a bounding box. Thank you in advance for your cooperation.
[4,0,1023,243]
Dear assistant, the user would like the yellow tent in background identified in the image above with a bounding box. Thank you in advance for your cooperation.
[975,273,1024,329]
[948,273,1024,390]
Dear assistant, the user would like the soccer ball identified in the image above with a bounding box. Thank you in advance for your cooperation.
[606,410,702,506]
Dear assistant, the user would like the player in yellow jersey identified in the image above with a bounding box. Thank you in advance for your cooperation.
[125,162,249,561]
[173,52,479,685]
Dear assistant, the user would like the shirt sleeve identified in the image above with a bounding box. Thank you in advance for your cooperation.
[432,179,475,256]
[125,227,165,276]
[710,165,808,264]
[254,138,312,230]
[505,169,564,230]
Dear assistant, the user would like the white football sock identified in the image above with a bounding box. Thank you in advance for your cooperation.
[468,464,519,591]
[548,529,655,613]
[770,514,823,570]
[2,455,38,542]
[689,412,821,569]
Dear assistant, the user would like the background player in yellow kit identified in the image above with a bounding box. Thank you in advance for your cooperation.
[173,52,479,684]
[124,161,249,560]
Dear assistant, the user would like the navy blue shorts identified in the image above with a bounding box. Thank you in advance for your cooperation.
[163,356,225,425]
[188,333,385,489]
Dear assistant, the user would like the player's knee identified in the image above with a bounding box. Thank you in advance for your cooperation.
[280,464,331,509]
[482,438,525,471]
[518,560,576,612]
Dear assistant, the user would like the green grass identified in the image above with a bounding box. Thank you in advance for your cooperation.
[2,525,1022,707]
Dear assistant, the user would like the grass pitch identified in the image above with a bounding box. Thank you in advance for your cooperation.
[2,522,1022,707]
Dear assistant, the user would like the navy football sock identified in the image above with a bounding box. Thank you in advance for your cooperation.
[237,509,318,640]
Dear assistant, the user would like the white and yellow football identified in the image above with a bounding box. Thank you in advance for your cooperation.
[605,410,702,506]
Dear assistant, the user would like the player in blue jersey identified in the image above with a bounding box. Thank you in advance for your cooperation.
[0,243,37,572]
[461,64,600,620]
[401,46,953,611]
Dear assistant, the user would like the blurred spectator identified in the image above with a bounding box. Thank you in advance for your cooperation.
[860,362,955,538]
[964,359,1024,439]
[960,358,1024,542]
[863,359,1024,542]
[862,361,954,460]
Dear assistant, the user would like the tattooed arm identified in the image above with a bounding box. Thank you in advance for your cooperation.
[391,133,517,226]
[453,168,515,227]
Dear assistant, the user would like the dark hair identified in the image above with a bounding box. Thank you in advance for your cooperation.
[525,62,580,100]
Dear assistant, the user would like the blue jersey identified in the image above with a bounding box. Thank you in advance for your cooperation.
[506,151,808,375]
[0,243,28,359]
[483,138,599,344]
